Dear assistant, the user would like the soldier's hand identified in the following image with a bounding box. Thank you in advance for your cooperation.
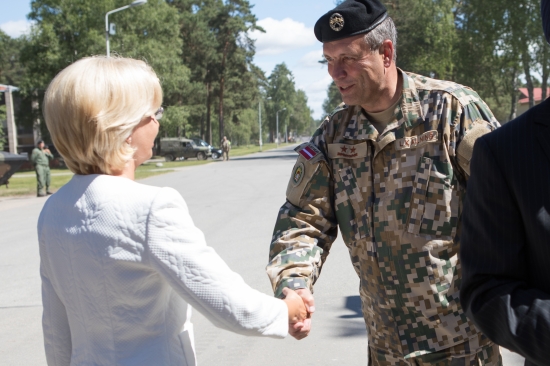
[282,287,308,324]
[288,288,315,340]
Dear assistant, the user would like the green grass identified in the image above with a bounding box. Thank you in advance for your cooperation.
[0,143,291,197]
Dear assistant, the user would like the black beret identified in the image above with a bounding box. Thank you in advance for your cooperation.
[314,0,388,43]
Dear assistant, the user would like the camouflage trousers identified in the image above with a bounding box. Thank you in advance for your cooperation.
[35,164,51,195]
[368,338,502,366]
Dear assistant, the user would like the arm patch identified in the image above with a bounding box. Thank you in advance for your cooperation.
[286,155,321,207]
[456,120,494,176]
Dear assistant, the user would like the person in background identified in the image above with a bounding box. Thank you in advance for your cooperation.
[31,139,54,197]
[460,2,550,365]
[38,56,307,366]
[266,0,502,364]
[221,135,231,161]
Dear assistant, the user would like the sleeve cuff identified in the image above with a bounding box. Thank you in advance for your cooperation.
[274,277,309,298]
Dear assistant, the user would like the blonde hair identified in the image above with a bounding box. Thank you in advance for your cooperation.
[43,56,162,175]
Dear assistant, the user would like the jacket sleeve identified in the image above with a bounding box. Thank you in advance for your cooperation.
[145,187,288,338]
[266,126,338,299]
[451,90,500,181]
[460,136,550,364]
[40,244,72,366]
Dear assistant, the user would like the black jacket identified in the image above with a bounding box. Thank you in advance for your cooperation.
[460,98,550,366]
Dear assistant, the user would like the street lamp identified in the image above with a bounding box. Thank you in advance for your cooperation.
[276,107,286,148]
[258,96,271,152]
[105,0,148,57]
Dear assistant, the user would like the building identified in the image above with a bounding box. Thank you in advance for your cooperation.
[517,87,550,116]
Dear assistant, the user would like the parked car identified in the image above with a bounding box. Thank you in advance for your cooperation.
[191,138,222,160]
[160,137,212,161]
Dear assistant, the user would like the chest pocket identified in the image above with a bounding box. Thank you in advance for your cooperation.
[334,166,370,242]
[406,156,459,237]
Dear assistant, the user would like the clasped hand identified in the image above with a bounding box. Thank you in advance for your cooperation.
[282,287,315,340]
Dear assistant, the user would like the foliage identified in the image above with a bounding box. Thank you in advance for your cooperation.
[0,29,25,86]
[0,104,6,150]
[322,82,342,118]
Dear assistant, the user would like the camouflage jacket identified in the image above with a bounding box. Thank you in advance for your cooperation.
[267,70,499,359]
[31,148,53,167]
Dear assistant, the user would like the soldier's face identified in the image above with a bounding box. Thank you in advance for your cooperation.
[323,34,387,111]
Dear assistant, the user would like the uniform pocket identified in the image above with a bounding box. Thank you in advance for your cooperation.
[334,166,370,241]
[406,157,458,237]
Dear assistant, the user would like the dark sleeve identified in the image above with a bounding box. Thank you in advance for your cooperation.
[460,136,550,365]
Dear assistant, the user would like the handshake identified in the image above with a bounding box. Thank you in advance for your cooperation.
[281,287,315,340]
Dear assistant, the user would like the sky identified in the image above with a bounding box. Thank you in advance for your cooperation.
[0,0,337,119]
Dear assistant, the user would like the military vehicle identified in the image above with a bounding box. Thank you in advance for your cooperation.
[159,137,212,161]
[0,151,28,186]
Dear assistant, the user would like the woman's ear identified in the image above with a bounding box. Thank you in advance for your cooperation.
[126,136,132,144]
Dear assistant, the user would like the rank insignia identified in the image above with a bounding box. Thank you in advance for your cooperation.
[292,162,305,187]
[330,13,344,32]
[295,142,324,164]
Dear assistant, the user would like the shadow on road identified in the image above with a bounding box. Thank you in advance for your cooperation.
[339,296,363,319]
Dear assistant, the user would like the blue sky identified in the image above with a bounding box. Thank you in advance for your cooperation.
[0,0,337,119]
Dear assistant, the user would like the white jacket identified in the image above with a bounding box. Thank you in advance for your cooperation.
[38,174,288,366]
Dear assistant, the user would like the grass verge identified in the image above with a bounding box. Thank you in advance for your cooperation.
[0,143,292,198]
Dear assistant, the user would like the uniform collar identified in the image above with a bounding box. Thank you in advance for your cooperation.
[343,69,423,141]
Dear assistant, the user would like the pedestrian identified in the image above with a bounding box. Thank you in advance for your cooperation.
[31,139,53,197]
[266,0,502,364]
[459,2,550,365]
[221,135,231,161]
[38,56,307,366]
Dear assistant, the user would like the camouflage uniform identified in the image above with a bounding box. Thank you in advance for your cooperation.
[267,70,501,364]
[31,147,53,196]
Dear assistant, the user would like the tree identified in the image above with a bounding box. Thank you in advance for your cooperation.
[322,82,341,118]
[0,29,25,86]
[20,0,188,141]
[388,0,457,79]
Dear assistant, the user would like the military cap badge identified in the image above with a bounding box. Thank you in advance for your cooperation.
[329,13,344,32]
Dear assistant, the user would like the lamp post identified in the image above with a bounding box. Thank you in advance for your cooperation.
[105,0,147,57]
[258,96,271,152]
[276,107,286,148]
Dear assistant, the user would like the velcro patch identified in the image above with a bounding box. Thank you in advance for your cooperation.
[395,130,438,150]
[327,142,368,159]
[295,142,324,164]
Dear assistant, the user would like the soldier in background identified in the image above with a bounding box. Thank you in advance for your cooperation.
[31,139,53,197]
[221,136,231,161]
[266,0,502,364]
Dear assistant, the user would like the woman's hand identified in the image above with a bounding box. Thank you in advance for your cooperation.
[282,287,310,336]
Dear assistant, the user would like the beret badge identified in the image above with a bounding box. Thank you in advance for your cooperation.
[329,13,345,32]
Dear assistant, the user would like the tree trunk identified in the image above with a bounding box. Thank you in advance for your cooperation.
[522,51,535,108]
[218,41,229,144]
[542,45,549,101]
[206,81,212,145]
[509,67,519,121]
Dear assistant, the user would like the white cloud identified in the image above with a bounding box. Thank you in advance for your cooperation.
[297,50,325,68]
[0,20,32,38]
[250,17,316,56]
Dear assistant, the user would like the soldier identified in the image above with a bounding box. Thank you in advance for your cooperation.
[266,0,502,364]
[31,139,54,197]
[221,136,231,161]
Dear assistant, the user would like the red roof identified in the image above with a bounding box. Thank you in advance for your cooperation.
[519,88,550,104]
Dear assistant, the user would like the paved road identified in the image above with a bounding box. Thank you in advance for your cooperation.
[0,146,524,365]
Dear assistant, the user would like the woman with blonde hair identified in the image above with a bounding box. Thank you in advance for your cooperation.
[38,56,307,366]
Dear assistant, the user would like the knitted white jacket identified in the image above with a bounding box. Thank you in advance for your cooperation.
[38,174,288,366]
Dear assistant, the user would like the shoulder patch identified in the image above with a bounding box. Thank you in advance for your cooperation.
[295,142,324,164]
